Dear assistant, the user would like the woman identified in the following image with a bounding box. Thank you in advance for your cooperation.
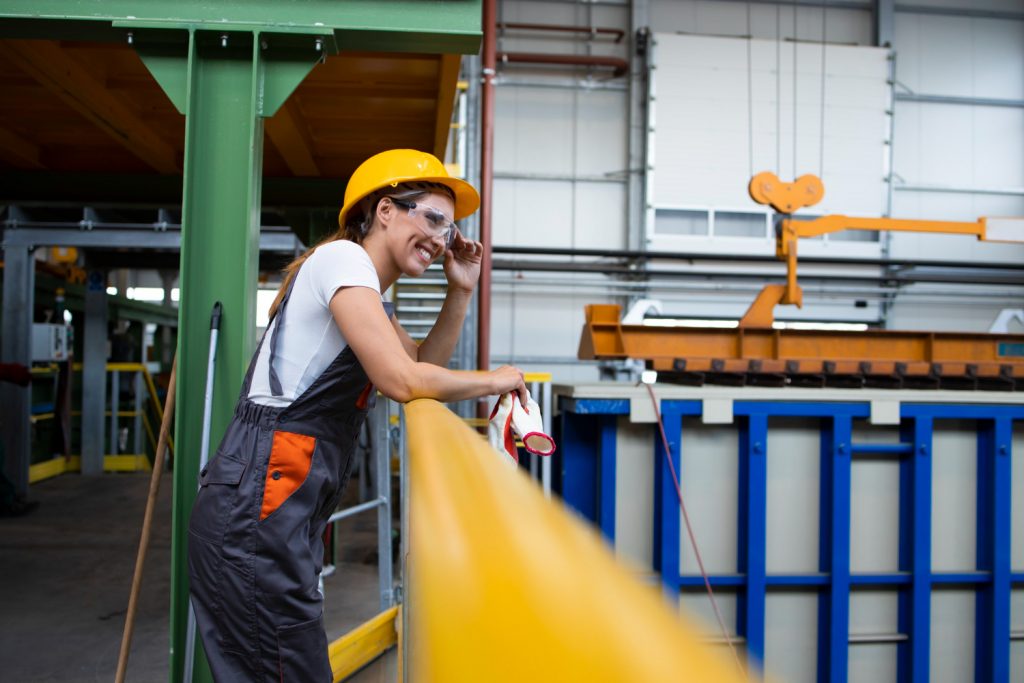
[188,149,526,681]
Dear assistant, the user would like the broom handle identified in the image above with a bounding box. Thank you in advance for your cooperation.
[115,353,177,683]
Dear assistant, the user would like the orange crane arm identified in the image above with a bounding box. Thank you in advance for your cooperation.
[740,210,1021,327]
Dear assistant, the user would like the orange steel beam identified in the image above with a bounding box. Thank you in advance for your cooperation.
[580,304,1024,385]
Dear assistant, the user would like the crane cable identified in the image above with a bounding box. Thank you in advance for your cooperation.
[819,3,828,178]
[775,6,782,176]
[793,5,798,178]
[745,3,754,180]
[643,382,748,679]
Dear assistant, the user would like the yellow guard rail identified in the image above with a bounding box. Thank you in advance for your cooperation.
[28,362,172,483]
[405,399,750,682]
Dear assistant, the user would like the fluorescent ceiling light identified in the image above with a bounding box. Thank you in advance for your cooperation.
[643,318,868,332]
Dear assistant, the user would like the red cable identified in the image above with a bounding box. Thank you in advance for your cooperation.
[643,382,748,678]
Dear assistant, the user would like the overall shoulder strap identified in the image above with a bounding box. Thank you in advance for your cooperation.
[268,273,300,397]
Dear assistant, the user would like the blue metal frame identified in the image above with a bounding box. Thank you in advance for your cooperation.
[558,395,1024,683]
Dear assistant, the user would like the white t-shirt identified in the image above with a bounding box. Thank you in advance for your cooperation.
[249,240,381,406]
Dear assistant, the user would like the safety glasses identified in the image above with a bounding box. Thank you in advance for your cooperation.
[390,197,458,250]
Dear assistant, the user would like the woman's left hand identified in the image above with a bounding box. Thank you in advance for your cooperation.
[443,230,483,293]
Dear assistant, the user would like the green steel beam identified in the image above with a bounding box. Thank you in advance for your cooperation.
[162,28,318,682]
[0,0,482,53]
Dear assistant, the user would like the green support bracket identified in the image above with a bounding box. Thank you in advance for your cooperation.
[135,28,329,117]
[138,28,319,683]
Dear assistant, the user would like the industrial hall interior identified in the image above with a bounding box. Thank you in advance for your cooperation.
[1,0,1023,682]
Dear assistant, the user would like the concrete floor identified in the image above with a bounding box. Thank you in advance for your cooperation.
[0,471,397,682]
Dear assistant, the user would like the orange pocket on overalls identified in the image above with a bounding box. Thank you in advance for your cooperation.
[260,431,316,521]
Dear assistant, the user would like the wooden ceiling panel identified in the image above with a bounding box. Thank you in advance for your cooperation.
[315,129,436,152]
[1,40,459,197]
[34,125,122,146]
[299,97,438,120]
[308,52,440,83]
[38,146,154,174]
[294,83,438,100]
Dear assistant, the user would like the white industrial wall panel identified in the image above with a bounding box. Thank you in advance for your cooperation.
[489,288,582,357]
[886,294,1024,334]
[493,178,574,246]
[849,590,899,682]
[765,418,820,573]
[678,419,739,574]
[930,422,978,571]
[850,425,901,572]
[493,87,629,248]
[764,592,819,683]
[931,590,976,683]
[494,176,628,250]
[895,12,1024,99]
[649,0,872,46]
[647,33,890,264]
[572,182,629,250]
[494,88,577,177]
[615,419,656,569]
[889,10,1024,268]
[650,34,890,213]
[678,591,740,658]
[491,0,631,385]
[489,285,601,382]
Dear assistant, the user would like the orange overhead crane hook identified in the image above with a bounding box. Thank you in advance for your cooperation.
[748,171,824,214]
[742,172,1024,328]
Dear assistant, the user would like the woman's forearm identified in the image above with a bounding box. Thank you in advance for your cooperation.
[401,365,495,403]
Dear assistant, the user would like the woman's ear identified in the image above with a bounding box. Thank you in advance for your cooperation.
[375,196,394,227]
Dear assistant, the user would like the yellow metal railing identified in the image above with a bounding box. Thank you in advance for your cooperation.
[28,362,172,483]
[328,607,398,682]
[405,399,750,682]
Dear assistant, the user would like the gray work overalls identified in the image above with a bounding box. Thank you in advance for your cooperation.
[188,274,392,682]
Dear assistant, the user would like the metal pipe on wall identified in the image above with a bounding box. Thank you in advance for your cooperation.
[478,0,496,377]
[497,52,629,78]
[490,244,1024,272]
[497,22,626,43]
[490,260,1023,286]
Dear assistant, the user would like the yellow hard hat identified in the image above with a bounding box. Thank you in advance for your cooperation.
[338,149,480,229]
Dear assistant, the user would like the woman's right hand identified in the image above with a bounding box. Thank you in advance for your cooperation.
[490,365,528,405]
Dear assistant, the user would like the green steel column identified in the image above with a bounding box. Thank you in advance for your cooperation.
[139,30,319,682]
